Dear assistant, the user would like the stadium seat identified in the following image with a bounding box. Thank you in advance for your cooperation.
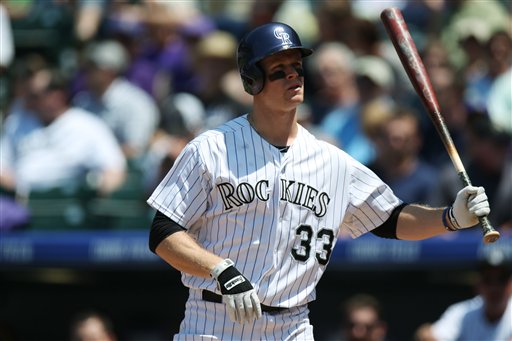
[87,161,153,230]
[25,185,96,230]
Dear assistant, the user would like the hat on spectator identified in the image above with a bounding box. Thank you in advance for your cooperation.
[356,56,394,89]
[197,31,237,60]
[454,17,493,44]
[85,40,129,73]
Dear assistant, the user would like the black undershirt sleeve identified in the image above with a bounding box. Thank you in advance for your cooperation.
[149,210,186,254]
[371,203,408,240]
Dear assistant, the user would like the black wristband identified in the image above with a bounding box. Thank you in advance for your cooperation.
[216,266,254,295]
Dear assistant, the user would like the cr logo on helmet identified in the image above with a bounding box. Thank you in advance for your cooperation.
[274,27,292,46]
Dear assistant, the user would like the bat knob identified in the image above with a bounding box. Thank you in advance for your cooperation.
[480,215,500,244]
[483,230,501,244]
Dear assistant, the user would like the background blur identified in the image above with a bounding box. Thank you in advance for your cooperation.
[0,0,511,340]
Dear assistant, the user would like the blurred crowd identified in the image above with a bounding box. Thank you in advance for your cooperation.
[0,0,511,232]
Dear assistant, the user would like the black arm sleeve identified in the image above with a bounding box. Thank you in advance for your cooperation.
[370,203,408,240]
[149,210,186,254]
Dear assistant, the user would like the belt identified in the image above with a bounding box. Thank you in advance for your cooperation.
[201,290,288,313]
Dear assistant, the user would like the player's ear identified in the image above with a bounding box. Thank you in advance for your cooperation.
[241,63,265,95]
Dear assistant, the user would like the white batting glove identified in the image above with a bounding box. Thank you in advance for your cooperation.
[450,186,490,229]
[211,259,262,324]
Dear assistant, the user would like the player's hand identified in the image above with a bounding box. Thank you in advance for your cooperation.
[211,259,262,324]
[451,186,490,229]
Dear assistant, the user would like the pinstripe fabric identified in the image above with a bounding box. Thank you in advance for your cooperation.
[147,114,402,339]
[174,289,314,341]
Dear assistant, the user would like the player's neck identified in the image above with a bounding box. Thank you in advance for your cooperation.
[248,110,298,147]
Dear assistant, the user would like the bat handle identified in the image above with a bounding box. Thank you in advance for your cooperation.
[458,172,500,243]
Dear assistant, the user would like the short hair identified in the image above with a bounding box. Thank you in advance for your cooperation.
[467,113,511,146]
[342,293,384,321]
[308,42,356,75]
[31,68,70,104]
[41,69,68,92]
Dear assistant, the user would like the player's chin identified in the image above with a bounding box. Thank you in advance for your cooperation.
[290,95,304,106]
[287,89,304,103]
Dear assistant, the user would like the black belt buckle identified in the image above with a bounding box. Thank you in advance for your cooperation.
[201,290,287,313]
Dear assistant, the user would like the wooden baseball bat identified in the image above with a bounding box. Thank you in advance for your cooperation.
[380,7,500,243]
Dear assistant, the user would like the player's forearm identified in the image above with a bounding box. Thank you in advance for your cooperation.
[396,204,448,240]
[155,231,224,278]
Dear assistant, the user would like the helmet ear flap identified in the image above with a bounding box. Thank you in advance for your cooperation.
[241,63,264,95]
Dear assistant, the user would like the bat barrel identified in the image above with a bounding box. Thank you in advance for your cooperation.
[380,8,441,116]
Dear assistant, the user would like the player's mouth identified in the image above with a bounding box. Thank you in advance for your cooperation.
[287,83,302,91]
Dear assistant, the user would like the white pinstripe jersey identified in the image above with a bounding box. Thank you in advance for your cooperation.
[147,114,402,308]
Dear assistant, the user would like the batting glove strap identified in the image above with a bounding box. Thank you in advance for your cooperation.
[216,264,254,295]
[210,258,234,279]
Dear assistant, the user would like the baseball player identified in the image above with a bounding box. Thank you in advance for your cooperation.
[147,22,491,340]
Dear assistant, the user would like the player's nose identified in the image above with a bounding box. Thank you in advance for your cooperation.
[287,69,300,80]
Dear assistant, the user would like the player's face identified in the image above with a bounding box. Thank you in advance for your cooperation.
[258,50,304,111]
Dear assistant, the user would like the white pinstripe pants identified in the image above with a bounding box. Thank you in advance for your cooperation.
[173,289,314,341]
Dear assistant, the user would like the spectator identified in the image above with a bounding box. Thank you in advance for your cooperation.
[192,30,247,129]
[327,293,388,341]
[103,4,159,99]
[307,42,359,124]
[401,0,447,38]
[367,107,438,204]
[420,39,457,96]
[428,251,512,340]
[72,40,159,161]
[317,53,395,165]
[312,1,353,46]
[429,114,512,229]
[441,0,511,115]
[144,92,205,192]
[70,310,118,341]
[487,66,512,136]
[484,29,512,134]
[2,53,47,127]
[486,30,512,87]
[136,2,215,96]
[461,24,511,114]
[419,79,469,167]
[0,68,126,196]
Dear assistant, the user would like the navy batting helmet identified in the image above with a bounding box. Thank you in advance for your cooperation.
[237,22,313,95]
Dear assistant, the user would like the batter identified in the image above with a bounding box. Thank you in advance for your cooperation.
[147,22,491,341]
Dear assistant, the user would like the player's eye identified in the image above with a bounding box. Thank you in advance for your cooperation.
[268,66,304,81]
[268,70,286,81]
